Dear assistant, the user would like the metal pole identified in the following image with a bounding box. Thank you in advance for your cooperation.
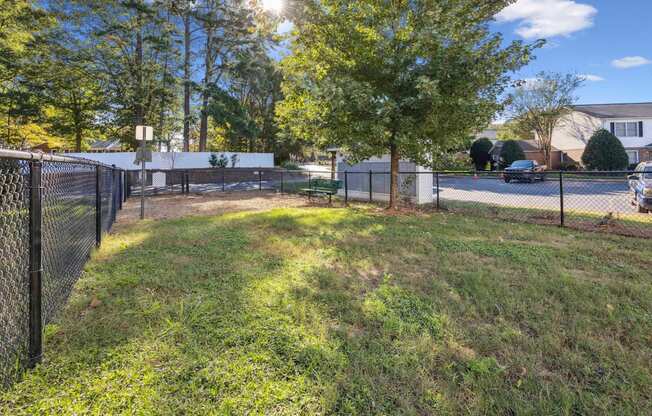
[369,170,373,202]
[344,170,348,205]
[28,160,43,367]
[559,171,565,227]
[280,170,284,194]
[308,171,311,188]
[118,171,123,210]
[140,140,146,220]
[436,172,440,210]
[259,169,262,191]
[125,172,130,200]
[96,166,102,246]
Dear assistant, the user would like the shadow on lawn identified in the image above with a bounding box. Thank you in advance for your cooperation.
[4,208,650,415]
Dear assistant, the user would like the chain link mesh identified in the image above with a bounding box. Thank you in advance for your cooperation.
[1,156,122,388]
[0,158,30,388]
[41,162,97,325]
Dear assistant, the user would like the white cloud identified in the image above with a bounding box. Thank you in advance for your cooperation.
[580,74,604,82]
[496,0,597,39]
[611,56,652,69]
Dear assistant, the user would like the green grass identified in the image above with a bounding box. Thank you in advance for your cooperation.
[1,207,651,415]
[440,199,652,238]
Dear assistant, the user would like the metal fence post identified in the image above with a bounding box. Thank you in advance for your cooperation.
[259,169,263,191]
[280,170,284,194]
[559,171,565,227]
[436,172,440,210]
[118,171,123,210]
[344,170,349,205]
[28,161,43,368]
[369,170,373,202]
[185,170,190,194]
[96,166,102,246]
[308,171,311,188]
[125,171,130,199]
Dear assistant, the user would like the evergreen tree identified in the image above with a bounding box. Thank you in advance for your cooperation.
[499,140,526,169]
[582,129,629,171]
[470,138,494,171]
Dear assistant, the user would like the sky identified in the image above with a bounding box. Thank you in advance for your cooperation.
[494,0,652,105]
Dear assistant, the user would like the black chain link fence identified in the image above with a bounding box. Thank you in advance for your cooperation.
[0,151,123,388]
[124,167,651,238]
[126,168,316,196]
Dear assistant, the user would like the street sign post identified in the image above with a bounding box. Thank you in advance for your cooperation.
[135,126,154,220]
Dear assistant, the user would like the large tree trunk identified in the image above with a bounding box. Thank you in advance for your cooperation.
[389,140,400,210]
[134,25,144,129]
[183,12,191,152]
[198,26,213,152]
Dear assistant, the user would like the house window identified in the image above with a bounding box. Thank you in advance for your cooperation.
[626,150,639,165]
[613,122,641,137]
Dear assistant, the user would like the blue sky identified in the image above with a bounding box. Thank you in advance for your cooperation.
[494,0,652,104]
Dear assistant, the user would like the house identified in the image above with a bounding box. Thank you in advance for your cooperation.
[475,124,500,140]
[549,102,652,166]
[88,139,123,153]
[490,140,563,169]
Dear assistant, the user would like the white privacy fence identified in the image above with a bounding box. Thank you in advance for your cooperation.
[67,152,275,171]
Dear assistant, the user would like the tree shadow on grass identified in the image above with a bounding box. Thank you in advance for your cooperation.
[2,208,651,415]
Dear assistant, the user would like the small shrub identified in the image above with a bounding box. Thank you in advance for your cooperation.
[209,153,229,168]
[560,160,580,171]
[470,138,493,171]
[499,140,526,169]
[432,151,472,171]
[581,129,629,171]
[281,161,301,171]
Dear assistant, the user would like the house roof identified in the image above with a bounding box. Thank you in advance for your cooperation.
[573,102,652,119]
[490,140,558,156]
[90,139,121,150]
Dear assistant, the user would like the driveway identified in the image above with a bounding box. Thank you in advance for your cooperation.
[436,175,636,215]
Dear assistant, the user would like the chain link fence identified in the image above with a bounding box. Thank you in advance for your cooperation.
[125,168,317,196]
[121,167,651,238]
[0,150,123,388]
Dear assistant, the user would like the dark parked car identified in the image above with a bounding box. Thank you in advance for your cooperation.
[628,162,652,213]
[503,160,546,183]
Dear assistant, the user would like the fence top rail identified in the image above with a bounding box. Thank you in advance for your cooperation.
[127,167,640,176]
[0,148,120,169]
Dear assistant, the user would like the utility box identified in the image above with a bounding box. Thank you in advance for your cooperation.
[337,154,433,205]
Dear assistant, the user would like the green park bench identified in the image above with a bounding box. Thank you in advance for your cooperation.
[301,178,343,204]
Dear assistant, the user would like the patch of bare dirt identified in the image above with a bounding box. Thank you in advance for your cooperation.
[115,191,324,227]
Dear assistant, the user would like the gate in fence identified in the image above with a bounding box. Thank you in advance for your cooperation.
[0,150,124,388]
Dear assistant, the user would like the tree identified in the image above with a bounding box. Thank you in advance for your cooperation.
[497,120,533,140]
[195,0,261,151]
[277,0,540,209]
[60,0,181,148]
[508,72,583,168]
[208,152,228,167]
[499,140,525,168]
[581,129,629,171]
[470,138,493,170]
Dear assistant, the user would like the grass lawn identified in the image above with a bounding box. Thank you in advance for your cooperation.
[1,207,651,415]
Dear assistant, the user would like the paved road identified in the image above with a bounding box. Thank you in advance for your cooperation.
[436,176,639,215]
